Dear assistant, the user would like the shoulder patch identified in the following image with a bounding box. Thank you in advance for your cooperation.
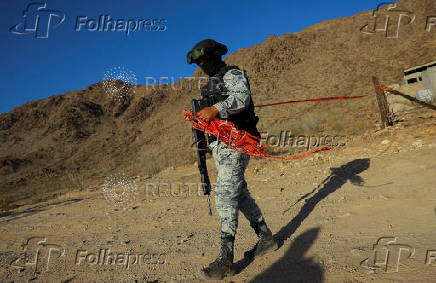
[231,69,242,76]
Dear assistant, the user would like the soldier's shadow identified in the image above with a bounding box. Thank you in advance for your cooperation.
[275,158,370,247]
[250,227,322,283]
[234,158,370,279]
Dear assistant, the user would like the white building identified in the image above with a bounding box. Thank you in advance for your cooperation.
[403,61,436,102]
[404,61,436,89]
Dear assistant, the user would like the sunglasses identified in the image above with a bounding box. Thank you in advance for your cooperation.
[187,48,205,64]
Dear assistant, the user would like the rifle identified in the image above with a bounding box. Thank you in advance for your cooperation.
[192,98,213,216]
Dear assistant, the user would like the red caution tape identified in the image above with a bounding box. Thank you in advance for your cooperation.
[375,84,394,92]
[255,95,368,108]
[184,110,332,160]
[186,84,394,161]
[254,84,394,108]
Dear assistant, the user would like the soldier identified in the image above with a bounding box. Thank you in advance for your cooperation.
[182,39,278,280]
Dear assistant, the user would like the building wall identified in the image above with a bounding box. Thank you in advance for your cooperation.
[403,62,436,86]
[404,72,424,84]
[422,66,436,93]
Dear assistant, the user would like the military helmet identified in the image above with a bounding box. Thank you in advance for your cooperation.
[187,39,228,64]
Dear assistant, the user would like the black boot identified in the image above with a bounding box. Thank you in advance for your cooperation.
[200,232,235,280]
[250,220,278,257]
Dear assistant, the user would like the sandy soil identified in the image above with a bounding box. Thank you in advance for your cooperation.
[1,118,436,282]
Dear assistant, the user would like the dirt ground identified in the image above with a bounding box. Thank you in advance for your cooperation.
[1,112,436,282]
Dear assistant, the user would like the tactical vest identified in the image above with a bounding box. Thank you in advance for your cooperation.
[200,65,260,139]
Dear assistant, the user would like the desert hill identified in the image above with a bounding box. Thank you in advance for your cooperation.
[1,0,435,208]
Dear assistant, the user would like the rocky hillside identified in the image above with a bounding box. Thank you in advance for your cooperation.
[1,0,435,207]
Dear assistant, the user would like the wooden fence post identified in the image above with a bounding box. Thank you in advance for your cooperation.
[372,76,392,129]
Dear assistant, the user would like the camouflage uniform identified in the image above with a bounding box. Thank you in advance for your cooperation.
[209,69,264,237]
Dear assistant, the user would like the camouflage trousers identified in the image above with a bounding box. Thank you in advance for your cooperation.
[212,141,264,237]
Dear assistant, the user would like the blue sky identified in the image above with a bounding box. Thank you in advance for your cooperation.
[0,0,385,113]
